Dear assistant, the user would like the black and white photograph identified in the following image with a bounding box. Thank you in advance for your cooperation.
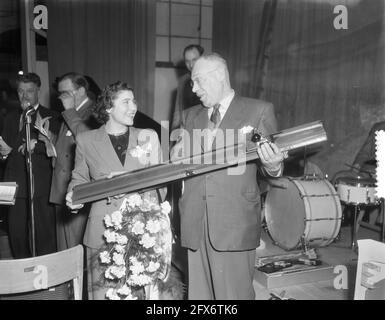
[0,0,384,305]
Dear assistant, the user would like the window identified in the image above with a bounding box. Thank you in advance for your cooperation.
[156,0,213,67]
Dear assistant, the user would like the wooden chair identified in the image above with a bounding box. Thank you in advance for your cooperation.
[0,245,84,300]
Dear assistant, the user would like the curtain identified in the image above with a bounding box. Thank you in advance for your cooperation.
[213,0,385,175]
[47,0,156,117]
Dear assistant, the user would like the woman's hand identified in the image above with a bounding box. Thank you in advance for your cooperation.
[107,171,127,179]
[66,190,84,212]
[107,172,128,199]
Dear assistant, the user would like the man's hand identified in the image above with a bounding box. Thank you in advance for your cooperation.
[0,136,12,158]
[257,141,285,172]
[18,139,37,155]
[59,92,76,110]
[65,190,84,212]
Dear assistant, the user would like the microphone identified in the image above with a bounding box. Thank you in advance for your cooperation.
[21,102,35,117]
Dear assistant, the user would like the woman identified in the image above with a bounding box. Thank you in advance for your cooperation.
[66,81,163,300]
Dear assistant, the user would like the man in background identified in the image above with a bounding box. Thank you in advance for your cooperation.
[171,44,204,134]
[1,72,59,258]
[50,72,98,251]
[169,45,204,287]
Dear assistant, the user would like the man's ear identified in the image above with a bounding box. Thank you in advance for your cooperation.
[78,86,86,96]
[215,68,226,82]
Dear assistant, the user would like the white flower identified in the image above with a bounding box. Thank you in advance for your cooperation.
[116,285,138,300]
[112,252,125,266]
[132,221,145,235]
[129,260,145,274]
[130,146,145,158]
[110,265,126,279]
[240,125,254,135]
[145,219,161,234]
[103,229,117,243]
[129,256,138,264]
[142,142,152,153]
[104,267,115,280]
[153,245,163,254]
[99,251,111,264]
[139,199,153,212]
[106,288,121,300]
[126,193,143,208]
[111,210,123,229]
[103,214,113,228]
[130,142,151,158]
[140,233,156,249]
[160,201,171,215]
[160,218,169,230]
[128,274,152,286]
[114,244,125,253]
[116,234,128,245]
[117,285,132,296]
[146,261,160,273]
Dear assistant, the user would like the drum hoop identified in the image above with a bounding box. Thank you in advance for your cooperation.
[265,178,306,250]
[337,178,375,188]
[265,177,342,250]
[291,178,342,245]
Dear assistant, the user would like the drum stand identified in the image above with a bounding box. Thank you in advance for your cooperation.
[350,199,385,250]
[351,204,361,251]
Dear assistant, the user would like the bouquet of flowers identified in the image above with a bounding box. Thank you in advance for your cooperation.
[99,192,172,300]
[34,112,56,158]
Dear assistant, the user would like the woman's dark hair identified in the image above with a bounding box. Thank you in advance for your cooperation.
[94,81,134,124]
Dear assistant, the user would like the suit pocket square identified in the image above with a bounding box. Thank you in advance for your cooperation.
[66,130,73,137]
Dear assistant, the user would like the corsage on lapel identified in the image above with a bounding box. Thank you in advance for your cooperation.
[130,142,153,166]
[239,125,256,151]
[34,112,57,158]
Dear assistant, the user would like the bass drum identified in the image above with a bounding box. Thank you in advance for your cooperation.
[264,177,342,250]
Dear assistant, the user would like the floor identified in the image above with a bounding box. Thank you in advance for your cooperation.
[253,223,382,300]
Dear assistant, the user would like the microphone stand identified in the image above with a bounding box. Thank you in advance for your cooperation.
[24,107,36,257]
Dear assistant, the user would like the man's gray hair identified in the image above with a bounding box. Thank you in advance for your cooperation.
[198,52,228,70]
[197,53,230,85]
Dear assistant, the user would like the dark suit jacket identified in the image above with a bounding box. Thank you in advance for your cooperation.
[179,95,278,251]
[171,73,201,131]
[50,99,97,204]
[2,105,60,198]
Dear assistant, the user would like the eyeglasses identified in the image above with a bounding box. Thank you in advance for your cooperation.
[58,89,77,98]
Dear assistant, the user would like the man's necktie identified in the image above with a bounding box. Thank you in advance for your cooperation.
[19,110,26,132]
[210,104,221,127]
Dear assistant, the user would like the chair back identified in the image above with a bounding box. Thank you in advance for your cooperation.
[0,245,84,300]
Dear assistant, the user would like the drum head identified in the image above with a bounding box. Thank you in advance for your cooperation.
[265,178,306,250]
[337,176,375,187]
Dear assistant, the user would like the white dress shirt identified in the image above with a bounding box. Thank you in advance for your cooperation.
[207,90,282,177]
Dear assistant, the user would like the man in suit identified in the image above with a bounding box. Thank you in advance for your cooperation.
[169,45,204,285]
[171,53,284,299]
[1,72,60,258]
[171,44,204,134]
[50,72,98,251]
